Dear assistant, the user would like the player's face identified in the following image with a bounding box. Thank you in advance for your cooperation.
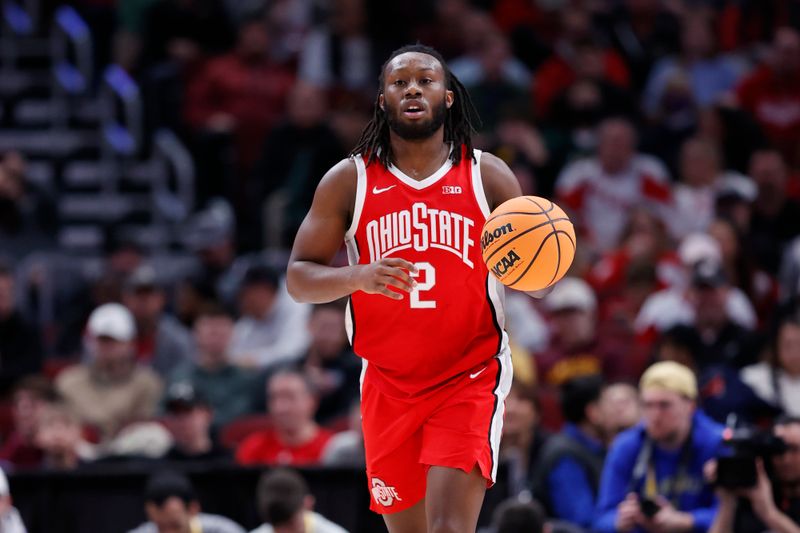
[146,497,196,533]
[380,52,454,141]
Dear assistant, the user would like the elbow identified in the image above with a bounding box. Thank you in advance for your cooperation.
[286,263,304,303]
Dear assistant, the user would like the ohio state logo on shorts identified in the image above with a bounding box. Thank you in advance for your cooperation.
[371,477,402,507]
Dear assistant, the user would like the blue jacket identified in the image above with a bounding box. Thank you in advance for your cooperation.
[547,424,605,528]
[593,411,723,533]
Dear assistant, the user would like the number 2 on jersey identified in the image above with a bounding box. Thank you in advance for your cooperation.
[410,262,435,308]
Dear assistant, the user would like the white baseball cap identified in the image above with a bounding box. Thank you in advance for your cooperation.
[678,233,721,266]
[544,277,597,313]
[87,303,136,342]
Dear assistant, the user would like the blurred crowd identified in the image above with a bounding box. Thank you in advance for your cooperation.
[3,0,800,531]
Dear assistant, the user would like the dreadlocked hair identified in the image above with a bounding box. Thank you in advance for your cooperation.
[349,44,482,168]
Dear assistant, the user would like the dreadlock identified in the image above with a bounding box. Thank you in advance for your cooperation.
[349,44,481,168]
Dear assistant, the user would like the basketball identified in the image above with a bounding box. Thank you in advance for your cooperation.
[481,196,576,292]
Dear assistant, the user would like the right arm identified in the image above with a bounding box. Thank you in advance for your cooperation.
[286,159,417,304]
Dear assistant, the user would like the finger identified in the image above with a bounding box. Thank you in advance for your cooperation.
[377,286,403,300]
[386,268,416,288]
[384,277,414,294]
[383,258,418,273]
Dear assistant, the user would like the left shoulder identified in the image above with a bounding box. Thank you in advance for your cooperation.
[477,151,522,210]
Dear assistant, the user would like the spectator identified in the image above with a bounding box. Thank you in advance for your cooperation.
[534,8,630,119]
[0,377,56,469]
[251,468,347,533]
[555,118,673,255]
[654,325,776,425]
[594,361,723,533]
[595,0,681,91]
[489,497,585,533]
[295,300,360,425]
[741,313,800,418]
[600,382,642,438]
[321,400,364,467]
[229,265,311,369]
[0,263,42,394]
[128,471,245,533]
[749,149,800,275]
[34,403,94,470]
[162,382,230,462]
[169,304,258,429]
[297,0,372,96]
[0,151,56,257]
[636,249,759,341]
[184,14,295,185]
[251,81,345,249]
[0,466,27,533]
[537,277,633,386]
[708,417,800,533]
[56,303,163,441]
[672,137,755,238]
[531,375,607,528]
[642,11,744,128]
[122,265,194,378]
[182,199,238,303]
[499,380,551,501]
[736,27,800,168]
[236,368,333,466]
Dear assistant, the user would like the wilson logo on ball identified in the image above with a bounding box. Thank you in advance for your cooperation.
[491,250,521,277]
[481,223,514,250]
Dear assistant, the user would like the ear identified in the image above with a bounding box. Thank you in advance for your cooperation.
[445,90,454,109]
[188,501,201,516]
[378,94,385,112]
[303,494,315,510]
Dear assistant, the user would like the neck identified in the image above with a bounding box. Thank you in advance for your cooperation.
[93,359,134,382]
[578,421,602,444]
[502,430,533,454]
[656,423,692,452]
[48,449,79,470]
[181,436,212,455]
[389,129,448,173]
[198,351,227,371]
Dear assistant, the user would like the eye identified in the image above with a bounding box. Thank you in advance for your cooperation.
[420,78,433,84]
[393,80,406,86]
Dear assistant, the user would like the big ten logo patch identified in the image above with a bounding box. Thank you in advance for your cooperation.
[442,185,462,195]
[371,478,402,507]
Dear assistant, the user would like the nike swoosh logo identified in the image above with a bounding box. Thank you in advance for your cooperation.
[373,185,396,194]
[470,367,487,379]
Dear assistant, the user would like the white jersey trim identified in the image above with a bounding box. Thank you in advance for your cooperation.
[470,149,491,218]
[489,345,513,481]
[387,146,454,190]
[345,156,367,241]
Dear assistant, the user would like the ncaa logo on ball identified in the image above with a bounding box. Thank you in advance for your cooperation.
[491,249,521,278]
[371,478,402,507]
[481,223,514,251]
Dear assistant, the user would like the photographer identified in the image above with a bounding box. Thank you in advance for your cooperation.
[594,362,724,533]
[709,418,800,533]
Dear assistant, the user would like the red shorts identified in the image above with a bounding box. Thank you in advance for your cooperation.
[360,347,512,514]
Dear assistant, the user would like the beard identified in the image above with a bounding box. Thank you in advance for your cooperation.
[385,99,447,141]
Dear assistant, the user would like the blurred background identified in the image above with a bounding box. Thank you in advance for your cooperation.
[2,0,800,531]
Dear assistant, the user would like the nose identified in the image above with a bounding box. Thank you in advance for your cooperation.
[405,81,422,97]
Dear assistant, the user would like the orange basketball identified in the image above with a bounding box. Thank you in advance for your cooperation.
[481,196,576,291]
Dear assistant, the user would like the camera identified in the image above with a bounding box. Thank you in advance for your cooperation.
[716,424,788,489]
[640,498,660,518]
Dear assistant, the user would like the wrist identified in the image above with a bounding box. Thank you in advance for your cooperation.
[679,511,695,531]
[345,265,363,293]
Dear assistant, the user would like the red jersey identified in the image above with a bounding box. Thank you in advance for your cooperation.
[345,147,507,397]
[235,427,333,466]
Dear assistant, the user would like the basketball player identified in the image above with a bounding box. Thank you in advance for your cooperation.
[287,44,535,533]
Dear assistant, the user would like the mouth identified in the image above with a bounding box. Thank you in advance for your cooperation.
[402,102,426,119]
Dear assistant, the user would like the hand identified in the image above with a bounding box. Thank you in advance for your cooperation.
[650,497,694,532]
[744,459,777,522]
[616,493,643,532]
[350,258,418,300]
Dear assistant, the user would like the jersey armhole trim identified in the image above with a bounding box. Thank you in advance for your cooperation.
[471,149,491,218]
[345,155,367,240]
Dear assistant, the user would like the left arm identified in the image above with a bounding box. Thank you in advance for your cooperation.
[480,152,553,298]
